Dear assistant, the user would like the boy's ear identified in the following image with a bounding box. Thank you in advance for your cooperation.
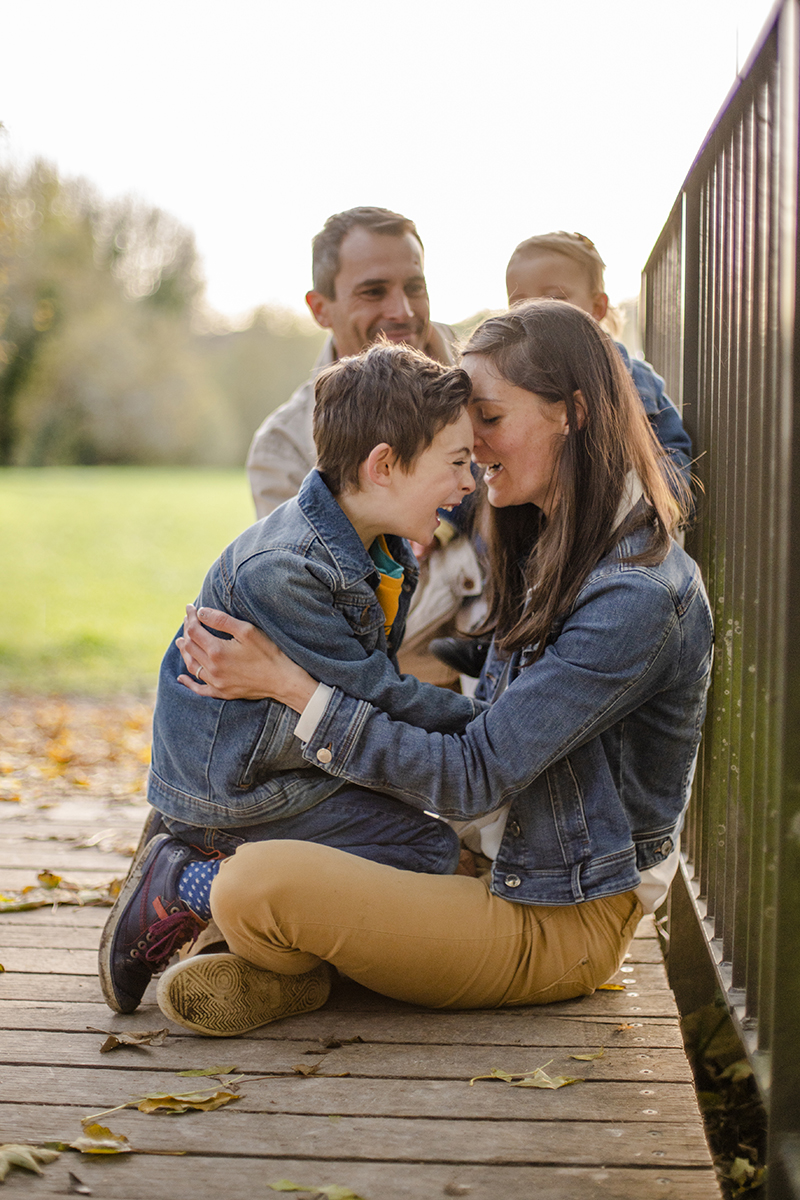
[364,443,397,487]
[306,289,333,330]
[592,292,609,322]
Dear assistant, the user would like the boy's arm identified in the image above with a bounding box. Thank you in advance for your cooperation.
[206,548,481,733]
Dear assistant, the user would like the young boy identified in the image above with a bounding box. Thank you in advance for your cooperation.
[99,341,478,1014]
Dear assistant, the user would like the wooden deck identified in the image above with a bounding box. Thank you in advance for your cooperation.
[0,797,721,1198]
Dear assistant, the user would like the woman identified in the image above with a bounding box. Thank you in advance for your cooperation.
[156,300,713,1037]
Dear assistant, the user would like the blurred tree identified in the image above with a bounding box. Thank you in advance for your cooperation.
[0,160,323,467]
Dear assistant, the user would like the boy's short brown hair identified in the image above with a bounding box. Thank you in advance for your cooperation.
[313,340,472,497]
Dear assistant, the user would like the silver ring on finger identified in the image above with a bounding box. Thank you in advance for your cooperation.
[196,664,204,681]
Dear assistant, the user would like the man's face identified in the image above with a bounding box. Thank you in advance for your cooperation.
[306,227,430,358]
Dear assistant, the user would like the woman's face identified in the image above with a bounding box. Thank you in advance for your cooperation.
[465,354,568,515]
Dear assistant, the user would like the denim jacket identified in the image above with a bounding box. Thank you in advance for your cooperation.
[297,527,714,905]
[148,470,479,827]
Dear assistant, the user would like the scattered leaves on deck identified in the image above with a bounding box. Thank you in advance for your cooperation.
[0,1143,60,1182]
[597,983,626,991]
[0,878,121,912]
[68,1170,92,1194]
[570,1048,605,1061]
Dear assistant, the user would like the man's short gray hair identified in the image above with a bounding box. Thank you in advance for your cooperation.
[312,207,423,299]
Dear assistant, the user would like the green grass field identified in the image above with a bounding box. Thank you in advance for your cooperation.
[2,467,256,694]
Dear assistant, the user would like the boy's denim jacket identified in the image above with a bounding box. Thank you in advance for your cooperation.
[148,470,479,827]
[297,526,714,905]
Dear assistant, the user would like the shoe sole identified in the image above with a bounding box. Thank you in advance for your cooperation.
[98,833,171,1013]
[157,953,331,1036]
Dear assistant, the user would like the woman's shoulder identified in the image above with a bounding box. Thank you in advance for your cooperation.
[585,531,705,608]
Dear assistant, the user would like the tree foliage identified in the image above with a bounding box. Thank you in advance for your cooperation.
[0,161,324,466]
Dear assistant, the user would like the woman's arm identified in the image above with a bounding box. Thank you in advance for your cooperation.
[177,605,318,710]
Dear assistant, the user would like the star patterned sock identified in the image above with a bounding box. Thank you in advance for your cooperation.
[177,859,222,922]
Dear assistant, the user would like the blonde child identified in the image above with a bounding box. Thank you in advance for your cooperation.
[506,231,692,480]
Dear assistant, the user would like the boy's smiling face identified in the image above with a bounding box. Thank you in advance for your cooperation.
[385,410,475,545]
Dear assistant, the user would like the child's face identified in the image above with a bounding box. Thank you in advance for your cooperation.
[390,410,475,545]
[506,251,607,321]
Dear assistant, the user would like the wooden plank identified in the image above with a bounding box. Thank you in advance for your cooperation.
[0,907,109,928]
[0,1030,695,1082]
[0,1064,704,1122]
[0,1102,715,1167]
[0,946,670,993]
[0,927,102,949]
[0,1155,722,1200]
[0,971,683,1019]
[0,998,686,1047]
[0,843,134,871]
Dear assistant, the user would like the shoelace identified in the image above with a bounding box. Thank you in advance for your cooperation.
[141,910,206,970]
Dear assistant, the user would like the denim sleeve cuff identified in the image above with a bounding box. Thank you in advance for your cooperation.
[294,682,335,742]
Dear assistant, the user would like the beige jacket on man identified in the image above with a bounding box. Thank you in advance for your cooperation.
[245,321,482,686]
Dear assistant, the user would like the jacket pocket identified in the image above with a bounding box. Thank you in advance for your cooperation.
[237,703,308,788]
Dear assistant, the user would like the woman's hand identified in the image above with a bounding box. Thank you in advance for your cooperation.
[176,605,318,712]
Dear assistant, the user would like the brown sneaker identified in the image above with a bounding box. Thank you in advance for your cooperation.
[156,953,332,1036]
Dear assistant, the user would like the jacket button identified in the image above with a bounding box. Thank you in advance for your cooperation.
[509,821,521,837]
[316,748,333,763]
[660,839,672,856]
[505,874,521,888]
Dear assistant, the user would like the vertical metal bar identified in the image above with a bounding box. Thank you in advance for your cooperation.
[766,0,800,1192]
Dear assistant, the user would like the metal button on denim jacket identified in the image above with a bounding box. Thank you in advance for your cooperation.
[298,528,714,905]
[148,470,479,828]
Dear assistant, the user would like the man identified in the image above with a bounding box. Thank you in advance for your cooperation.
[247,207,481,685]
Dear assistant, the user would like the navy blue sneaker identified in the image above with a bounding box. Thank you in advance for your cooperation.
[98,835,207,1014]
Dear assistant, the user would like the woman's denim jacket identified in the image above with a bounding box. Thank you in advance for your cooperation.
[148,470,479,827]
[297,527,714,906]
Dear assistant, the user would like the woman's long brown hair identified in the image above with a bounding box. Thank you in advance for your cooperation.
[465,300,689,661]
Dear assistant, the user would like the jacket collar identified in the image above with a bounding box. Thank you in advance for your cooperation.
[297,469,418,589]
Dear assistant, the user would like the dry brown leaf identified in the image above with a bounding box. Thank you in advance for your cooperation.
[469,1060,583,1089]
[0,1144,60,1181]
[136,1088,239,1114]
[597,983,626,991]
[268,1183,367,1198]
[70,1124,132,1155]
[89,1027,169,1053]
[292,1061,324,1076]
[570,1048,605,1061]
[510,1068,583,1089]
[177,1064,237,1077]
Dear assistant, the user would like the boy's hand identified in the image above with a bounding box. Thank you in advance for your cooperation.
[177,605,317,712]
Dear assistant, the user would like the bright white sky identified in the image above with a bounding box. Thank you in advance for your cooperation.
[1,0,775,326]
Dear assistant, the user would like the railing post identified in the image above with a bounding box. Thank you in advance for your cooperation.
[766,0,800,1195]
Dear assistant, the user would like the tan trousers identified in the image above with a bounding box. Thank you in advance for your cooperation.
[210,840,643,1010]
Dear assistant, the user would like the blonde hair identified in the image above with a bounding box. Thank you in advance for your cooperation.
[507,231,621,337]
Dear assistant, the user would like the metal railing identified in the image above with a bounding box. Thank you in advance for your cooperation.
[641,3,800,1196]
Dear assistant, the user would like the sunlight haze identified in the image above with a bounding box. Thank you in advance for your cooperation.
[2,0,775,325]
